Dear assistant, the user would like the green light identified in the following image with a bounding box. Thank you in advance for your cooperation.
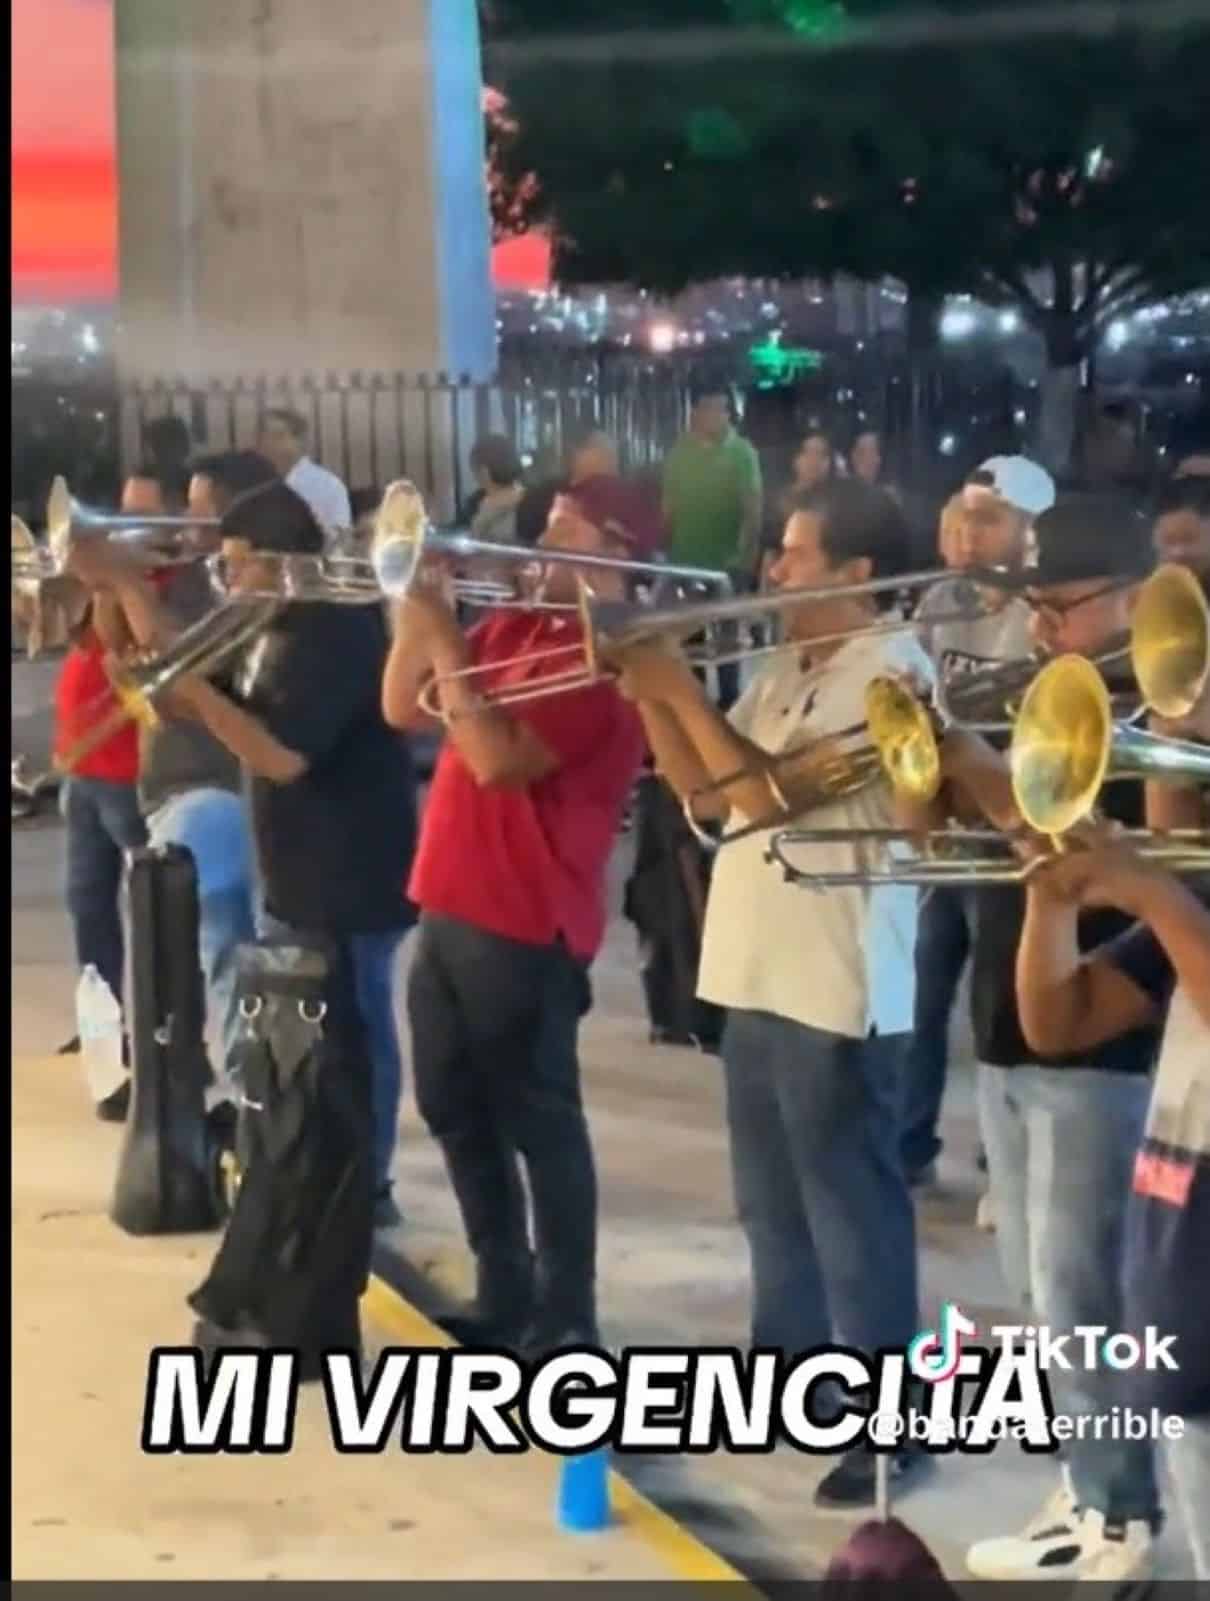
[748,335,823,386]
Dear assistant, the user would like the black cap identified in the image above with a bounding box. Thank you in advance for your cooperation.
[1030,494,1152,587]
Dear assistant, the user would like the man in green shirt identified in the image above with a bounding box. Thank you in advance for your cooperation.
[662,384,764,578]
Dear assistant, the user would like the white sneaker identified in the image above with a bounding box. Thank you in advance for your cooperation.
[975,1191,997,1231]
[967,1497,1153,1582]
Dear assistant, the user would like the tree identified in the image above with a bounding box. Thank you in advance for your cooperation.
[486,0,1210,471]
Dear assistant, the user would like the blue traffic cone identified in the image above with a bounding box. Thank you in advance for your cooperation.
[557,1449,611,1532]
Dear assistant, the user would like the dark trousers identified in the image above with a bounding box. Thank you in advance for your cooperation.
[62,776,148,1003]
[407,913,596,1337]
[900,885,970,1177]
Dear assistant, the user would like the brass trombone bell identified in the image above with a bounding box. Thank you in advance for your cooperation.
[1009,653,1210,837]
[1130,561,1210,719]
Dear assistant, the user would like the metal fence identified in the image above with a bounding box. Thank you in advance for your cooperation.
[11,343,1042,528]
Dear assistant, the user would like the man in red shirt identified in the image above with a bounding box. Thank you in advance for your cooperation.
[382,475,647,1354]
[53,585,147,1094]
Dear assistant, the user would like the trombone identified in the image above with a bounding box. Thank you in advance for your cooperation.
[417,561,1018,717]
[11,476,205,585]
[51,599,279,776]
[768,635,1210,889]
[212,477,733,615]
[766,825,1210,888]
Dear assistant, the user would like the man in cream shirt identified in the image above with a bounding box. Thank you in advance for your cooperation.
[614,478,936,1512]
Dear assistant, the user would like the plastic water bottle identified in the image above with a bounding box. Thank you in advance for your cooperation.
[76,965,128,1104]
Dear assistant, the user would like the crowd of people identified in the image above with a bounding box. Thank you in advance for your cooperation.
[39,388,1210,1583]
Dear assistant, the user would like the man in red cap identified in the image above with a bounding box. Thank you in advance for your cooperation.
[381,476,646,1356]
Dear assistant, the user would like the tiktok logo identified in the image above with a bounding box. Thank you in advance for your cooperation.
[908,1302,979,1384]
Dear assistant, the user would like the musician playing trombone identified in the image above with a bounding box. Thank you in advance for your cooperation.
[611,477,938,1511]
[931,498,1168,1583]
[381,474,647,1358]
[1013,835,1210,1583]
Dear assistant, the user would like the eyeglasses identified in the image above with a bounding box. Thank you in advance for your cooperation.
[1023,580,1126,617]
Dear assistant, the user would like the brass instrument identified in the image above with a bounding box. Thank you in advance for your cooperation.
[52,600,278,775]
[1009,653,1210,837]
[862,562,1210,807]
[419,562,1018,716]
[681,724,888,849]
[767,825,1210,888]
[216,478,731,616]
[11,476,206,587]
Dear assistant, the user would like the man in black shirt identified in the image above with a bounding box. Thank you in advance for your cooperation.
[167,481,418,1227]
[67,455,279,1091]
[937,497,1165,1582]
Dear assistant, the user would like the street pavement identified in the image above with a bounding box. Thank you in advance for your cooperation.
[10,813,1198,1581]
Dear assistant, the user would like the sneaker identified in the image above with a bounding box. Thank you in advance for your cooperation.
[373,1186,403,1230]
[521,1324,602,1362]
[436,1311,527,1352]
[975,1191,996,1231]
[813,1444,932,1511]
[966,1497,1153,1582]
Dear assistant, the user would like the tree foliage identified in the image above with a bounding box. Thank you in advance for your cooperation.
[485,0,1210,363]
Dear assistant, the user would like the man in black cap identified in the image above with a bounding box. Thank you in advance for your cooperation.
[948,496,1166,1582]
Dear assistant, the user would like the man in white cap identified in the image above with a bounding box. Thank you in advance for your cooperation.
[899,456,1055,1197]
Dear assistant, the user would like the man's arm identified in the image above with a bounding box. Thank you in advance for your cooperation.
[171,677,308,785]
[387,593,560,788]
[66,539,186,651]
[381,612,445,734]
[1016,845,1210,1052]
[614,645,794,825]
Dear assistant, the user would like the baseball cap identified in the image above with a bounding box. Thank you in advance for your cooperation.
[1030,494,1152,586]
[563,474,663,560]
[966,456,1056,518]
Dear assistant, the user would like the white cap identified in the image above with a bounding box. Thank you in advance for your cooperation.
[968,456,1056,518]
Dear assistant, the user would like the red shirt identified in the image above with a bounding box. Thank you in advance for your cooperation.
[54,628,140,784]
[408,610,646,961]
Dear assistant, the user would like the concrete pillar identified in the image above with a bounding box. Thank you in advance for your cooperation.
[115,0,495,512]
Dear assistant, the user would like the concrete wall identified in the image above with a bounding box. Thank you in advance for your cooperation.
[114,0,495,385]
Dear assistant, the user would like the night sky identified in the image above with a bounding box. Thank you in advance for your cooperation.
[10,0,547,306]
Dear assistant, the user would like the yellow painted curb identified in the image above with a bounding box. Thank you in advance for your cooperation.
[360,1274,752,1586]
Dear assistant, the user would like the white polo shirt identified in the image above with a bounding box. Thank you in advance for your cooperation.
[696,623,935,1039]
[286,456,352,538]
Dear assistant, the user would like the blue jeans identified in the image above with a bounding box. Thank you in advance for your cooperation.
[61,776,148,1005]
[1170,1415,1210,1579]
[722,1009,918,1355]
[900,885,969,1176]
[258,909,406,1195]
[350,930,406,1193]
[978,1063,1158,1522]
[147,788,255,1073]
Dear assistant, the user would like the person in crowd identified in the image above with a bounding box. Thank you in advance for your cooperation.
[933,497,1166,1583]
[162,480,417,1228]
[514,431,620,549]
[65,454,280,1088]
[381,474,647,1357]
[256,406,352,537]
[142,415,192,486]
[663,382,763,581]
[460,434,526,546]
[903,456,1055,1195]
[1013,837,1210,1583]
[52,546,148,1110]
[847,427,900,501]
[613,478,937,1510]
